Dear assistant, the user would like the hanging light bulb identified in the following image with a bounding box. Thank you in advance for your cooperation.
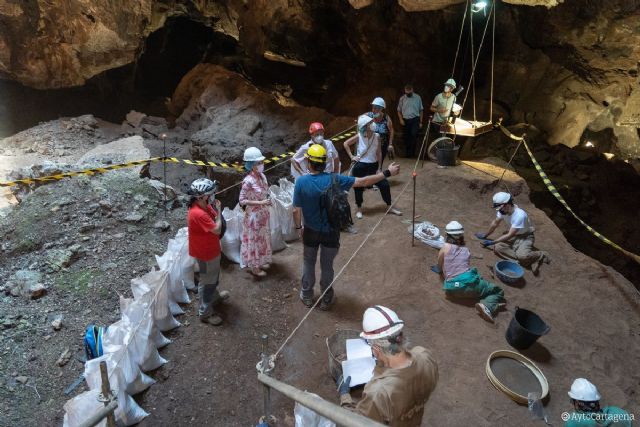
[471,1,488,13]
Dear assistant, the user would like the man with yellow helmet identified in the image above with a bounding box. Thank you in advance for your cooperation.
[292,144,401,309]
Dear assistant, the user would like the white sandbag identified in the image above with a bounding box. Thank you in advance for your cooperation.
[120,295,169,370]
[63,389,106,427]
[156,236,191,306]
[85,354,149,426]
[271,178,298,242]
[174,227,196,290]
[294,395,336,427]
[131,270,181,331]
[151,324,172,349]
[269,202,287,252]
[409,221,445,249]
[221,205,243,264]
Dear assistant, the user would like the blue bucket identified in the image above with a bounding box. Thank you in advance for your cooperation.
[495,260,524,284]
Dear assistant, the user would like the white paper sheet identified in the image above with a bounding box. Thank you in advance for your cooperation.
[341,357,375,387]
[346,339,372,360]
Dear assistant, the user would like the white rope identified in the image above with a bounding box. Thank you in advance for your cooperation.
[490,1,496,121]
[470,4,476,123]
[460,1,495,117]
[451,0,470,78]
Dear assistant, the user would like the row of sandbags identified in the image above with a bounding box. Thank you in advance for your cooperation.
[221,178,298,266]
[63,228,196,426]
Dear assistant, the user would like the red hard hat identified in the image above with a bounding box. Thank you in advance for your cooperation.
[308,122,324,135]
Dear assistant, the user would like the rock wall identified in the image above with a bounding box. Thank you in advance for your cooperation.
[1,0,639,158]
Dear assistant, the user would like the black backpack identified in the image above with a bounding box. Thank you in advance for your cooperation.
[321,174,353,231]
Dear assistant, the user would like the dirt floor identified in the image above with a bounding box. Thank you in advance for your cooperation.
[129,158,640,427]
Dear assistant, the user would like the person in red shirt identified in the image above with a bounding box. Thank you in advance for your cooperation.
[187,178,229,326]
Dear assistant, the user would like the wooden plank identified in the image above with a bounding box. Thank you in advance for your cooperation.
[440,120,493,137]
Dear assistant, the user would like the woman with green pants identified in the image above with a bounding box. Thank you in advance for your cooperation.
[436,221,505,323]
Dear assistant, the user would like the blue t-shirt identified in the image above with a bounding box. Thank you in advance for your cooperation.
[293,173,356,233]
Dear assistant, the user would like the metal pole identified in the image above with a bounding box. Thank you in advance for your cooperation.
[261,334,271,422]
[420,118,432,169]
[161,133,167,217]
[257,373,386,427]
[99,361,116,427]
[411,172,417,247]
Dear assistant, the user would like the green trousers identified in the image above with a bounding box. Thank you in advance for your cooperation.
[443,268,504,314]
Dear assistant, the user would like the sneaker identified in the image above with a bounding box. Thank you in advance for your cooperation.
[344,224,358,234]
[212,290,230,305]
[531,253,549,275]
[388,207,403,216]
[475,303,494,323]
[300,296,314,308]
[261,263,271,270]
[250,268,267,277]
[200,313,223,326]
[319,297,334,311]
[356,211,363,219]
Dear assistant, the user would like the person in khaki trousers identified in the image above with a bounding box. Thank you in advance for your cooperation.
[477,192,550,274]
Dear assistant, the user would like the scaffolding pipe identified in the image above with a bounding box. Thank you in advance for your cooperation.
[257,373,386,427]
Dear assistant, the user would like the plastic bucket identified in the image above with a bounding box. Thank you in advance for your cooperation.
[436,146,459,167]
[505,307,550,350]
[326,329,360,382]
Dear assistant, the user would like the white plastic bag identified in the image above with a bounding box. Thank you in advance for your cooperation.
[130,270,181,332]
[294,395,336,427]
[269,202,287,252]
[409,221,445,249]
[63,389,106,427]
[221,205,243,264]
[271,178,298,242]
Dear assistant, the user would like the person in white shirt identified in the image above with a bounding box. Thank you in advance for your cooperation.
[291,122,340,180]
[344,115,402,219]
[477,192,550,274]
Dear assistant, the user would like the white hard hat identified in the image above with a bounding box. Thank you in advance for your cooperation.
[243,147,265,162]
[371,97,386,108]
[492,192,512,209]
[190,178,217,196]
[568,378,601,402]
[357,114,374,132]
[445,78,457,89]
[445,220,464,235]
[360,305,404,340]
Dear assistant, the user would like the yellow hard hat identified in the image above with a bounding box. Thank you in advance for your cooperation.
[305,144,327,163]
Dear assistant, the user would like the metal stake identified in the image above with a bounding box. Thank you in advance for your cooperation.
[99,361,116,427]
[420,118,432,169]
[161,133,167,217]
[412,172,417,247]
[261,334,271,422]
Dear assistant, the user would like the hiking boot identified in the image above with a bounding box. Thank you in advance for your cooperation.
[250,267,267,277]
[475,303,495,323]
[212,290,230,305]
[300,296,314,308]
[344,224,358,234]
[319,297,335,311]
[387,207,403,216]
[356,211,363,220]
[200,313,223,326]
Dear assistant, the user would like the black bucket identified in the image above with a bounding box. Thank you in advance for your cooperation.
[505,307,550,350]
[435,137,459,167]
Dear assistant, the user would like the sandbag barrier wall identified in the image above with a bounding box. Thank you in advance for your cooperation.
[61,178,298,426]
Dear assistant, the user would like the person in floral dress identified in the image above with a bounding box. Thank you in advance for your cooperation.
[239,147,272,277]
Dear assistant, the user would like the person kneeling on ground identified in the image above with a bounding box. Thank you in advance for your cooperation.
[338,305,438,426]
[477,192,550,275]
[564,378,633,427]
[435,221,505,323]
[292,144,401,310]
[186,178,230,326]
